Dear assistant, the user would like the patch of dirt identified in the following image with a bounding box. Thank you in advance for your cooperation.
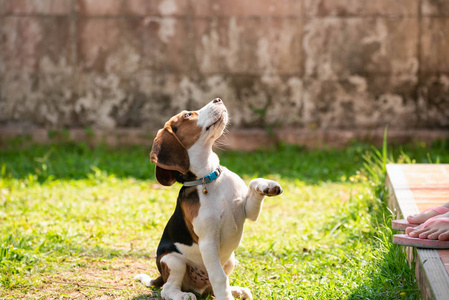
[3,258,162,299]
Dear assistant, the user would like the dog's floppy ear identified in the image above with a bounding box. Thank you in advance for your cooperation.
[150,126,190,186]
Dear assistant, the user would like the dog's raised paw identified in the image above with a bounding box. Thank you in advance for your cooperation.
[252,179,283,197]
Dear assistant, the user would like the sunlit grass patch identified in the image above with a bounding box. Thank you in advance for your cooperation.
[1,140,448,298]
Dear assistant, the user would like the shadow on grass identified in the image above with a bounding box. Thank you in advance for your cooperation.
[132,288,212,300]
[1,141,371,184]
[3,139,448,184]
[132,291,162,300]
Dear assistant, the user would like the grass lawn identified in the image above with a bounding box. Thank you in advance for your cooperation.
[1,138,448,299]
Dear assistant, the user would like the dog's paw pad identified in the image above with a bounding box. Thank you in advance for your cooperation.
[255,181,282,197]
[263,185,282,196]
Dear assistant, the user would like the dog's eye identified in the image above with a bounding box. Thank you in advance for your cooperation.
[184,113,192,119]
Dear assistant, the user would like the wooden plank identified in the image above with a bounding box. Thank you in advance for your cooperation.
[386,164,419,217]
[417,249,449,300]
[386,164,449,300]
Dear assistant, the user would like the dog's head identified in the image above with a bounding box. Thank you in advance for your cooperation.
[150,98,228,186]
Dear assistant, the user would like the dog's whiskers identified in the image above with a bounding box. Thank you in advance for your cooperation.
[214,138,228,150]
[213,142,227,151]
[215,130,231,150]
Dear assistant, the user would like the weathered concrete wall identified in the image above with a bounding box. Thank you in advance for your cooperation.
[0,0,448,138]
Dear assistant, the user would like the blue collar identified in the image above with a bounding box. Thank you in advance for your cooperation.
[183,166,223,187]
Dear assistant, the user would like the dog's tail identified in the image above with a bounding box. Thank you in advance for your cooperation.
[134,274,164,287]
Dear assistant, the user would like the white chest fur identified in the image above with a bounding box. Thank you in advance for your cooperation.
[178,168,248,268]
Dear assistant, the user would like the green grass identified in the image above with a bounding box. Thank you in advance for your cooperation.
[1,139,448,299]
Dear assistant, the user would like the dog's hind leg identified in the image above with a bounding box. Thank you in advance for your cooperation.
[160,254,197,300]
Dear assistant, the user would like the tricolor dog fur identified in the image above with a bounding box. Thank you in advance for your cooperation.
[135,98,283,300]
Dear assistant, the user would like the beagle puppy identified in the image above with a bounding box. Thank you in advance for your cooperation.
[135,98,283,300]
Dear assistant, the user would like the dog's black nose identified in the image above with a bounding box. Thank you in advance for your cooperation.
[213,98,222,104]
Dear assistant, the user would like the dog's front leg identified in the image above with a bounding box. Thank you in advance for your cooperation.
[198,239,233,300]
[245,179,283,221]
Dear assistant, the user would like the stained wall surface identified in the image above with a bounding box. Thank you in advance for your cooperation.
[1,0,448,133]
